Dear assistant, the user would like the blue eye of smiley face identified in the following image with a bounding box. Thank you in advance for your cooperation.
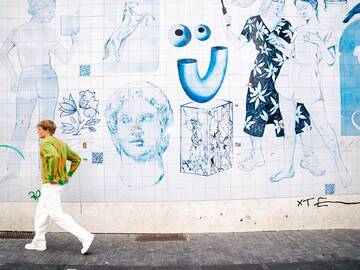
[168,24,192,47]
[194,24,211,41]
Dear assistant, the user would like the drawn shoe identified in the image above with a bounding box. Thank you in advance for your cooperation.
[25,240,46,251]
[81,234,94,255]
[238,151,265,171]
[300,153,326,177]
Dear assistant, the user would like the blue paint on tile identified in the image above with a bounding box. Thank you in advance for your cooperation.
[325,183,335,195]
[80,64,91,76]
[340,18,360,135]
[92,152,103,164]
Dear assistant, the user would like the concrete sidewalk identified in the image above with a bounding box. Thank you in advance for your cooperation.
[0,230,359,269]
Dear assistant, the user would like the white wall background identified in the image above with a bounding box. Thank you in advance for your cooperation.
[0,0,359,231]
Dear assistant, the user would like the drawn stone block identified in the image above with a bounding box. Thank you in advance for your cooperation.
[180,100,233,176]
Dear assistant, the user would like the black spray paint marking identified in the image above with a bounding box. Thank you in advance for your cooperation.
[297,197,360,208]
[297,197,315,207]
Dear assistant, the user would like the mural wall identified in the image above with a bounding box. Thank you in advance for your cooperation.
[0,0,359,202]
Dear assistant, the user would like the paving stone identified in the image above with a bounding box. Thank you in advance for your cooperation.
[0,230,359,269]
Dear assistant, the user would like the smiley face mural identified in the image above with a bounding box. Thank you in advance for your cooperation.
[168,22,233,176]
[168,23,228,103]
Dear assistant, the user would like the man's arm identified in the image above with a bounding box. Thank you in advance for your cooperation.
[40,142,57,181]
[67,146,81,177]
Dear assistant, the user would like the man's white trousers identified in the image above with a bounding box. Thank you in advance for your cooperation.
[33,184,91,243]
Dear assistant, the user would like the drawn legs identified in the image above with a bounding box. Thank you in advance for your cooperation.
[272,98,351,187]
[39,96,58,121]
[115,36,128,63]
[270,95,297,181]
[305,101,352,187]
[3,97,37,183]
[1,66,59,184]
[238,135,265,171]
[298,131,326,177]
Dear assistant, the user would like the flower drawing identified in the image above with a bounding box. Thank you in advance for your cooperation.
[59,90,101,135]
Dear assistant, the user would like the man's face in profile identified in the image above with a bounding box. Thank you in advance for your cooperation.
[37,127,50,139]
[113,98,162,161]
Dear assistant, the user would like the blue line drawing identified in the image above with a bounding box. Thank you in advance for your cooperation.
[177,46,228,103]
[194,24,211,41]
[103,1,156,63]
[168,24,192,47]
[105,81,173,187]
[340,2,360,136]
[180,100,233,176]
[103,0,159,73]
[269,0,352,187]
[0,0,79,184]
[59,90,101,135]
[0,144,25,160]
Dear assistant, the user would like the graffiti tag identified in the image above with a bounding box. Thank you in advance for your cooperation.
[297,197,360,208]
[28,190,41,201]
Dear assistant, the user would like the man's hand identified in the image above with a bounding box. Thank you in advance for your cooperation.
[66,174,70,181]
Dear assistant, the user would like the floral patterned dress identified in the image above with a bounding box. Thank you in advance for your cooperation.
[241,15,310,137]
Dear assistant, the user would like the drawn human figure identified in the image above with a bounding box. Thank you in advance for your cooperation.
[340,2,360,135]
[103,1,156,63]
[269,0,352,186]
[0,0,79,183]
[105,82,173,187]
[223,0,324,177]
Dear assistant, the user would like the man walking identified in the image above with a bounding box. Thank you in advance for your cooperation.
[25,120,94,254]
